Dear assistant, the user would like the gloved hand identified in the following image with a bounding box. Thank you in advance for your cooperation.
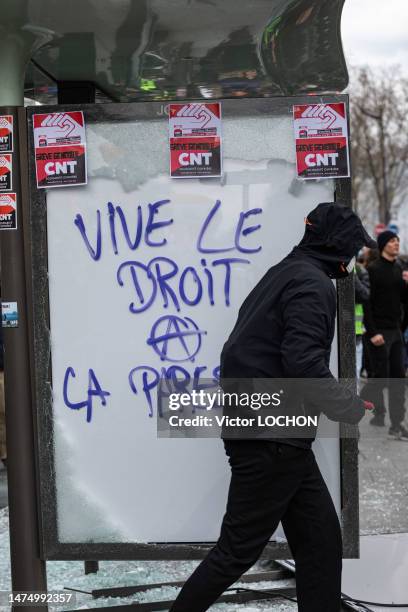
[363,400,375,411]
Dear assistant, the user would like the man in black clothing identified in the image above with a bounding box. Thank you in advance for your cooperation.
[361,230,408,439]
[170,203,375,612]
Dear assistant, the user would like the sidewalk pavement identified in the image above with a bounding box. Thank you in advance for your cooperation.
[358,407,408,534]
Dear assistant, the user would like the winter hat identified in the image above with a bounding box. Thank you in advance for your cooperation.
[377,230,399,253]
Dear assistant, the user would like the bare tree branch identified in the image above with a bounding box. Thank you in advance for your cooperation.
[349,65,408,226]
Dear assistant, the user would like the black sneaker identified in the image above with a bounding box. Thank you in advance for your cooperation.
[370,415,385,427]
[388,426,402,440]
[399,425,408,441]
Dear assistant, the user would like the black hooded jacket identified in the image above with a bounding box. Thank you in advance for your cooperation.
[220,203,374,448]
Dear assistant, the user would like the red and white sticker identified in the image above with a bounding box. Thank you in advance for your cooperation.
[169,103,221,138]
[33,111,86,147]
[295,137,349,179]
[293,103,350,179]
[169,103,222,178]
[0,155,12,191]
[0,193,17,230]
[33,111,87,188]
[170,137,221,178]
[0,115,13,153]
[35,146,87,188]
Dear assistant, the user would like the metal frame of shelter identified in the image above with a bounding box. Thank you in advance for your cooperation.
[17,93,361,562]
[0,4,361,609]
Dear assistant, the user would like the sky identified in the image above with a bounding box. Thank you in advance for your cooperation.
[341,0,408,73]
[341,0,408,241]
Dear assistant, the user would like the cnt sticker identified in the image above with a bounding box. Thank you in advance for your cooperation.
[169,103,222,178]
[0,115,13,152]
[1,302,18,328]
[33,111,87,188]
[0,193,17,230]
[0,155,12,191]
[293,103,350,180]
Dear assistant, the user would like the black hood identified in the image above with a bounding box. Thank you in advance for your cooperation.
[291,202,376,279]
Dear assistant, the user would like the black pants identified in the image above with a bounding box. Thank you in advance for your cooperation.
[360,329,406,427]
[362,333,374,377]
[170,440,342,612]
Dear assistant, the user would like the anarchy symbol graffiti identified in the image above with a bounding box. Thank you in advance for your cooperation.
[147,315,207,362]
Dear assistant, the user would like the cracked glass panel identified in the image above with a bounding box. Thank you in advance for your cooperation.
[45,112,338,543]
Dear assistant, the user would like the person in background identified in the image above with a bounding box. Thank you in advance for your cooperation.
[361,231,408,439]
[355,251,370,378]
[403,305,408,374]
[401,256,408,373]
[362,247,380,378]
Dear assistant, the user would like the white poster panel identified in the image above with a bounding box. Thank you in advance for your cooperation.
[46,114,339,543]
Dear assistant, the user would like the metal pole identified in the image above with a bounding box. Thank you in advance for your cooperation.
[0,106,47,609]
[0,2,53,107]
[0,5,54,607]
